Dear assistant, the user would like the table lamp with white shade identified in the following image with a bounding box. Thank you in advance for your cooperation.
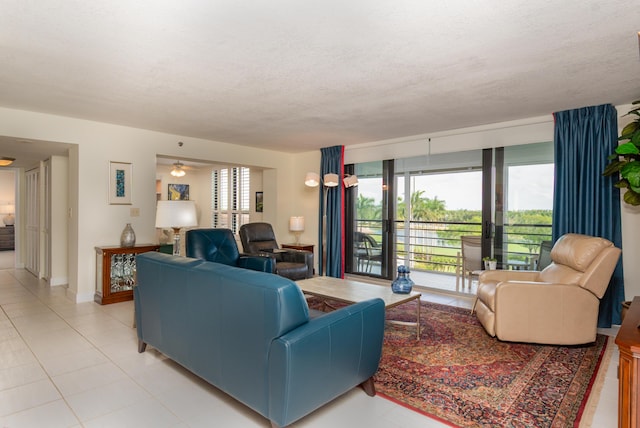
[289,216,304,245]
[2,204,15,226]
[155,200,197,255]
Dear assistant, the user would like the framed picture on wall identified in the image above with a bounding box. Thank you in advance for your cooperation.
[256,191,263,212]
[109,161,132,205]
[168,184,189,200]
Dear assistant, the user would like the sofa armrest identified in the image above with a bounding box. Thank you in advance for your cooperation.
[237,254,276,273]
[267,298,385,427]
[494,281,600,344]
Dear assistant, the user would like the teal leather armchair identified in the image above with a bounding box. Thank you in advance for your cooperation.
[185,228,274,272]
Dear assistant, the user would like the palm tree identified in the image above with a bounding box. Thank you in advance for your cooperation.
[415,192,446,221]
[356,194,382,220]
[399,190,446,221]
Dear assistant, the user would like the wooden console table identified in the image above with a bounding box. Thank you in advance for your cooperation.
[616,295,640,427]
[0,226,15,250]
[281,243,314,253]
[94,244,159,305]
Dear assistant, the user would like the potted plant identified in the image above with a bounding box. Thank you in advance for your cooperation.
[483,257,497,270]
[603,100,640,205]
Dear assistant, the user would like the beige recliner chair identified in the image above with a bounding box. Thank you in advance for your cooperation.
[474,233,621,345]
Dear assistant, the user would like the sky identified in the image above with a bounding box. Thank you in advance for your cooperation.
[357,163,554,211]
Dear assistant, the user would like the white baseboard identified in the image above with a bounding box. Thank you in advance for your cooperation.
[49,276,68,287]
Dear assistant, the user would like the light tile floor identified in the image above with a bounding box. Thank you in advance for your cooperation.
[0,268,619,427]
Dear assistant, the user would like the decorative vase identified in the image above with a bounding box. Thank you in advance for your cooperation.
[120,223,136,247]
[391,265,414,294]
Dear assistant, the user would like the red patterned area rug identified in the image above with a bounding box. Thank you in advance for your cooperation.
[307,297,610,427]
[374,300,609,428]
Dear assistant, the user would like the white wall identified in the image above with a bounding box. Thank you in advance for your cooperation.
[250,168,264,224]
[0,107,302,302]
[49,155,68,286]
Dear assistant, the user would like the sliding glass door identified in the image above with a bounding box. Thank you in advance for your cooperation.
[345,141,554,294]
[345,161,394,279]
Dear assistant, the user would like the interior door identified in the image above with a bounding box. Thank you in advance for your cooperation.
[25,167,39,276]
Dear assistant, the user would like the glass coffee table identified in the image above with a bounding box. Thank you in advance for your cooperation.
[296,276,422,340]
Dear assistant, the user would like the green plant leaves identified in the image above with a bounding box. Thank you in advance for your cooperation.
[603,103,640,205]
[603,158,625,176]
[623,161,640,188]
[616,142,640,155]
[621,121,639,139]
[623,189,640,206]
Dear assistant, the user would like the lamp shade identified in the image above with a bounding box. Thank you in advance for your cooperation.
[155,201,197,228]
[304,172,320,187]
[323,173,339,187]
[1,204,15,214]
[343,175,359,188]
[289,216,305,232]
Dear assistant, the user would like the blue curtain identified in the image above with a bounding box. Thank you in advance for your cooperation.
[319,146,344,278]
[553,104,624,327]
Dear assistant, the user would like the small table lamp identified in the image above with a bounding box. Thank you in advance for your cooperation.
[2,204,15,226]
[155,201,197,255]
[289,216,304,245]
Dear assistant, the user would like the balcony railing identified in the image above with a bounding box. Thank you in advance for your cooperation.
[355,219,552,274]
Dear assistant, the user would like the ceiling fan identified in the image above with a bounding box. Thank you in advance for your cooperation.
[169,160,197,177]
[170,161,185,177]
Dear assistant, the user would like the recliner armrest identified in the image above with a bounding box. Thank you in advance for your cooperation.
[480,269,541,283]
[280,249,314,278]
[280,248,310,264]
[238,255,276,273]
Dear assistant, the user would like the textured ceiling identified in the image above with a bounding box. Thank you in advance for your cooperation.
[1,0,639,154]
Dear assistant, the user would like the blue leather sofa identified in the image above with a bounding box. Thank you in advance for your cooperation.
[135,252,385,427]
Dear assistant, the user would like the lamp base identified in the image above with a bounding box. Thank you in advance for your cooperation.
[3,214,14,226]
[172,227,182,256]
[293,231,301,245]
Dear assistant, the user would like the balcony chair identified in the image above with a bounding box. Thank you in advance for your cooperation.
[354,232,383,273]
[456,235,482,290]
[239,222,313,280]
[474,233,620,345]
[531,240,553,270]
[185,228,274,273]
